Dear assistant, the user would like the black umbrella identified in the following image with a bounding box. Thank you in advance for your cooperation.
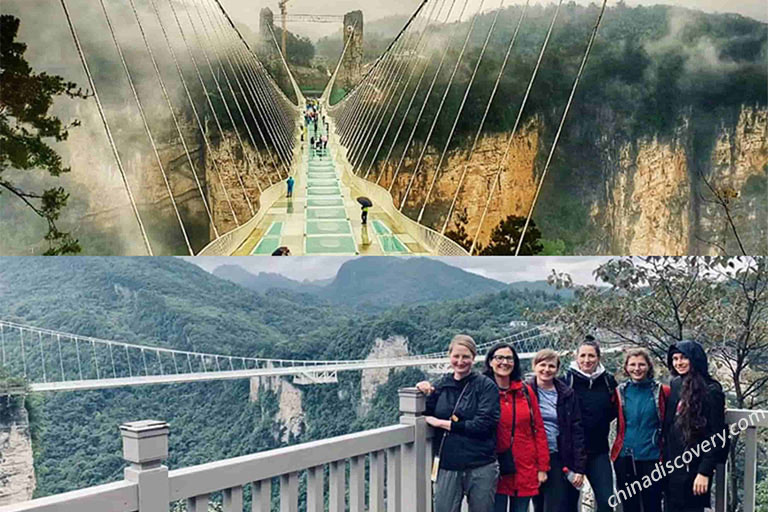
[271,246,291,256]
[356,197,373,207]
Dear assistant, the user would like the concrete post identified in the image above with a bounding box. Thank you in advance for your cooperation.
[120,420,170,512]
[399,388,427,512]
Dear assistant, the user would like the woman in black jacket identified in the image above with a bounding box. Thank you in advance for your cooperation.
[663,340,727,512]
[527,349,587,512]
[564,336,618,512]
[416,334,501,512]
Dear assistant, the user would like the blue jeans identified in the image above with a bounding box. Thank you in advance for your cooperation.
[565,452,614,512]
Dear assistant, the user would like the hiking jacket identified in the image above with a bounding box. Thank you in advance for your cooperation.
[529,377,588,474]
[662,341,728,509]
[566,363,618,455]
[495,380,550,497]
[425,372,500,471]
[611,379,670,462]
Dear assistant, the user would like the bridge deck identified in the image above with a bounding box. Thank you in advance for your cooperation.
[232,118,427,256]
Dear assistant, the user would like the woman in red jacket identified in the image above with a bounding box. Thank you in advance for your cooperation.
[484,342,550,512]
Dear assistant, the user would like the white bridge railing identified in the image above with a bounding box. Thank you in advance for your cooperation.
[0,388,432,512]
[0,394,763,512]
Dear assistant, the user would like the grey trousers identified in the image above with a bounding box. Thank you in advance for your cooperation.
[434,461,499,512]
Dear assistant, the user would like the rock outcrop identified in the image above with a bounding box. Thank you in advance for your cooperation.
[0,403,36,505]
[359,336,410,415]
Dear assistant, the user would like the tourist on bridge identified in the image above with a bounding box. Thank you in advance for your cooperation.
[564,336,618,512]
[416,335,500,512]
[321,134,328,150]
[662,341,727,512]
[286,175,294,198]
[610,348,669,512]
[527,349,587,512]
[360,204,369,225]
[484,343,550,512]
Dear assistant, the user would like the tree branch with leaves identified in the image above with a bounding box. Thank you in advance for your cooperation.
[0,14,90,254]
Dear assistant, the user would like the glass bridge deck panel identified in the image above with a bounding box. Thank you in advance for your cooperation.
[305,235,357,254]
[307,207,347,220]
[307,187,342,196]
[307,198,344,207]
[306,220,352,235]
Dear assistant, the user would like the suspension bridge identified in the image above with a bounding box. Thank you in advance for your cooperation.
[12,0,609,256]
[0,320,561,393]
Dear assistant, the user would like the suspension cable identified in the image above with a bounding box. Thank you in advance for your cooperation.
[102,0,193,254]
[399,0,488,211]
[166,0,242,226]
[469,0,564,255]
[417,0,505,223]
[363,0,451,181]
[387,0,470,196]
[141,0,219,237]
[515,0,608,255]
[440,0,529,236]
[59,0,153,255]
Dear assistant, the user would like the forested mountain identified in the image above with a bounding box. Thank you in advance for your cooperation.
[210,257,510,311]
[0,257,568,497]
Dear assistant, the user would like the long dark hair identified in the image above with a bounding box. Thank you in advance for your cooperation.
[676,367,709,445]
[484,342,522,382]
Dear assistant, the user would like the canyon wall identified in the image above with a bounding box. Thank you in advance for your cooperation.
[368,105,767,254]
[0,403,35,506]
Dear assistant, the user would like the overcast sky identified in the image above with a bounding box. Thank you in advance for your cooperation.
[182,256,613,285]
[221,0,766,40]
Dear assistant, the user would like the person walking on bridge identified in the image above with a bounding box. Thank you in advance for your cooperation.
[416,335,500,512]
[286,175,294,198]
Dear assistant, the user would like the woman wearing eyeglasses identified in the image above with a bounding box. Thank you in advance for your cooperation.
[416,335,501,512]
[485,342,550,512]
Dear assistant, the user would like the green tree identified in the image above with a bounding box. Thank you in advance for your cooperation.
[479,215,544,255]
[0,15,88,254]
[545,256,768,511]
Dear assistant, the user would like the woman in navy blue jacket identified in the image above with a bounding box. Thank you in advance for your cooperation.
[527,349,587,512]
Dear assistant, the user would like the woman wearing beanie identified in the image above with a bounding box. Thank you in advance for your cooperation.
[416,334,500,512]
[564,336,618,512]
[527,349,587,512]
[611,348,670,512]
[484,342,550,512]
[662,340,728,512]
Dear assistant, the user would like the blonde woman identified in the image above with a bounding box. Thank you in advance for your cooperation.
[416,335,500,512]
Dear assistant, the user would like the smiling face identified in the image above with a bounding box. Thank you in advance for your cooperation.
[534,358,558,384]
[490,347,516,379]
[626,355,650,382]
[450,344,475,378]
[577,345,599,374]
[672,352,691,376]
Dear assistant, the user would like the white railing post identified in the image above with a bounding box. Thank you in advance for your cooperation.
[120,420,170,512]
[399,387,427,512]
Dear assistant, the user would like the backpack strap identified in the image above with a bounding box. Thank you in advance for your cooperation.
[521,383,537,435]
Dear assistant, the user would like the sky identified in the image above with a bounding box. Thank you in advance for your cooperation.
[182,256,613,285]
[221,0,767,40]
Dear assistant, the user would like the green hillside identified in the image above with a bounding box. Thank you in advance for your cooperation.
[0,257,567,498]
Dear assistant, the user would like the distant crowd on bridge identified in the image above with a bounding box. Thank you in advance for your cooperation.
[416,335,728,512]
[303,99,329,157]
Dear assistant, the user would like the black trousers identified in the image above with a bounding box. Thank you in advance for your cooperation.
[614,456,663,512]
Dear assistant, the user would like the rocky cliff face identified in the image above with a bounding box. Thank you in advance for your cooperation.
[368,105,767,254]
[359,336,409,415]
[374,118,541,249]
[250,376,305,442]
[0,404,36,506]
